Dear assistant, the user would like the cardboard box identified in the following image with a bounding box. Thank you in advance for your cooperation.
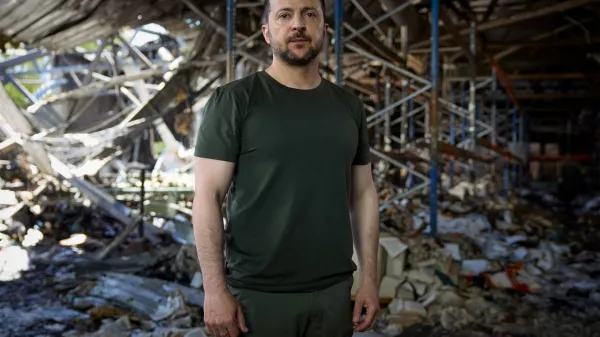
[378,275,403,298]
[380,236,409,278]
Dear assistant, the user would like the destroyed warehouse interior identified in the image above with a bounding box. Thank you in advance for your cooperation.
[1,0,600,336]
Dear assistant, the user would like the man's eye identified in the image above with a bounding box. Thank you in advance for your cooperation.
[279,13,289,19]
[307,12,316,17]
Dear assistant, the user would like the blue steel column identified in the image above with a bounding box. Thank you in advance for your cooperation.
[512,107,518,188]
[226,0,237,82]
[491,70,497,145]
[450,84,455,187]
[468,21,477,182]
[429,0,440,236]
[335,0,343,85]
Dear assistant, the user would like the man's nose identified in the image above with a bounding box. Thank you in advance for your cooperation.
[291,13,307,31]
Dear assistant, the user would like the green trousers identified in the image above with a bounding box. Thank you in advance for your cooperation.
[229,277,354,337]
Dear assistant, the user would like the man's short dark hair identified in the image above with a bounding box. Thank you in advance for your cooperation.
[262,0,326,23]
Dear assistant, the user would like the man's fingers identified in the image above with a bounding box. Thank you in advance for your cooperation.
[352,298,364,324]
[236,305,248,332]
[226,324,240,337]
[356,303,377,331]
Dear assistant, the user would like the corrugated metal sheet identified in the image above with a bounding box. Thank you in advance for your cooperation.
[0,0,189,50]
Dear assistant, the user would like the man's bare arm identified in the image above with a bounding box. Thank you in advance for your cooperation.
[350,163,380,285]
[350,163,380,332]
[192,156,235,293]
[193,157,248,336]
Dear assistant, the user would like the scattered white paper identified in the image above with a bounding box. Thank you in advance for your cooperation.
[460,260,491,275]
[444,243,462,261]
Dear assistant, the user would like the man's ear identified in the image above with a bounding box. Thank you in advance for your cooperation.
[262,24,271,45]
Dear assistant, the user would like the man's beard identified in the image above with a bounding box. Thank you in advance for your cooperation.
[269,31,323,67]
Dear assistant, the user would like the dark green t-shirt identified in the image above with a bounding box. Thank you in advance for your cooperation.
[194,70,371,293]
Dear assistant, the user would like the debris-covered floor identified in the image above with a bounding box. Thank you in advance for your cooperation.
[2,164,600,337]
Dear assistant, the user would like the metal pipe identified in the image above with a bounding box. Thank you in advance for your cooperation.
[5,74,63,127]
[349,0,386,38]
[409,92,415,140]
[0,49,46,70]
[424,101,430,140]
[401,25,409,148]
[391,105,426,127]
[379,182,430,212]
[227,0,237,82]
[469,21,477,152]
[450,84,455,188]
[116,35,154,69]
[343,2,412,43]
[429,0,440,236]
[440,100,492,134]
[375,67,382,148]
[346,43,431,86]
[335,0,344,85]
[139,168,146,237]
[384,71,392,150]
[369,103,425,130]
[461,82,467,145]
[512,107,518,188]
[370,148,429,181]
[366,85,432,123]
[238,30,263,49]
[83,38,108,85]
[491,70,497,145]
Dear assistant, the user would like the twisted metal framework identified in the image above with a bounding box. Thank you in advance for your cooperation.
[0,0,527,234]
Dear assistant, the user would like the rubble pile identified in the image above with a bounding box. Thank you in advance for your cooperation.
[0,165,205,337]
[365,188,600,336]
[3,159,600,337]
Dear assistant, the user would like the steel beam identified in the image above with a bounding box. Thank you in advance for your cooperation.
[116,35,154,69]
[346,43,431,86]
[349,0,386,38]
[412,0,594,48]
[468,21,477,153]
[0,49,46,70]
[227,0,237,82]
[335,0,343,85]
[343,2,412,43]
[429,0,439,236]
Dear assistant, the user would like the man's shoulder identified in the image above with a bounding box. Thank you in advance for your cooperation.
[214,71,261,98]
[320,77,364,113]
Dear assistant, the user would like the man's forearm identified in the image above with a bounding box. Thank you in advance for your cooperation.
[192,195,228,293]
[351,184,380,285]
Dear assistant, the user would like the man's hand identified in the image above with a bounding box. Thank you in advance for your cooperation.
[352,280,380,332]
[204,289,248,337]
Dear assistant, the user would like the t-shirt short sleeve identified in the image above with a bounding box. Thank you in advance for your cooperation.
[194,87,242,162]
[352,98,371,165]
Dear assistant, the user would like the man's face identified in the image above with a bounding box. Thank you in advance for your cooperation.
[262,0,327,67]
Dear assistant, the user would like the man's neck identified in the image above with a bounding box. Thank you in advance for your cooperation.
[266,59,322,90]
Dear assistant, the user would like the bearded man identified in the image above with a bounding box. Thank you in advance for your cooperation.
[193,0,380,336]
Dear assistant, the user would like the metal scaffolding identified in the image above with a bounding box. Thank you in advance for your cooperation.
[0,0,527,237]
